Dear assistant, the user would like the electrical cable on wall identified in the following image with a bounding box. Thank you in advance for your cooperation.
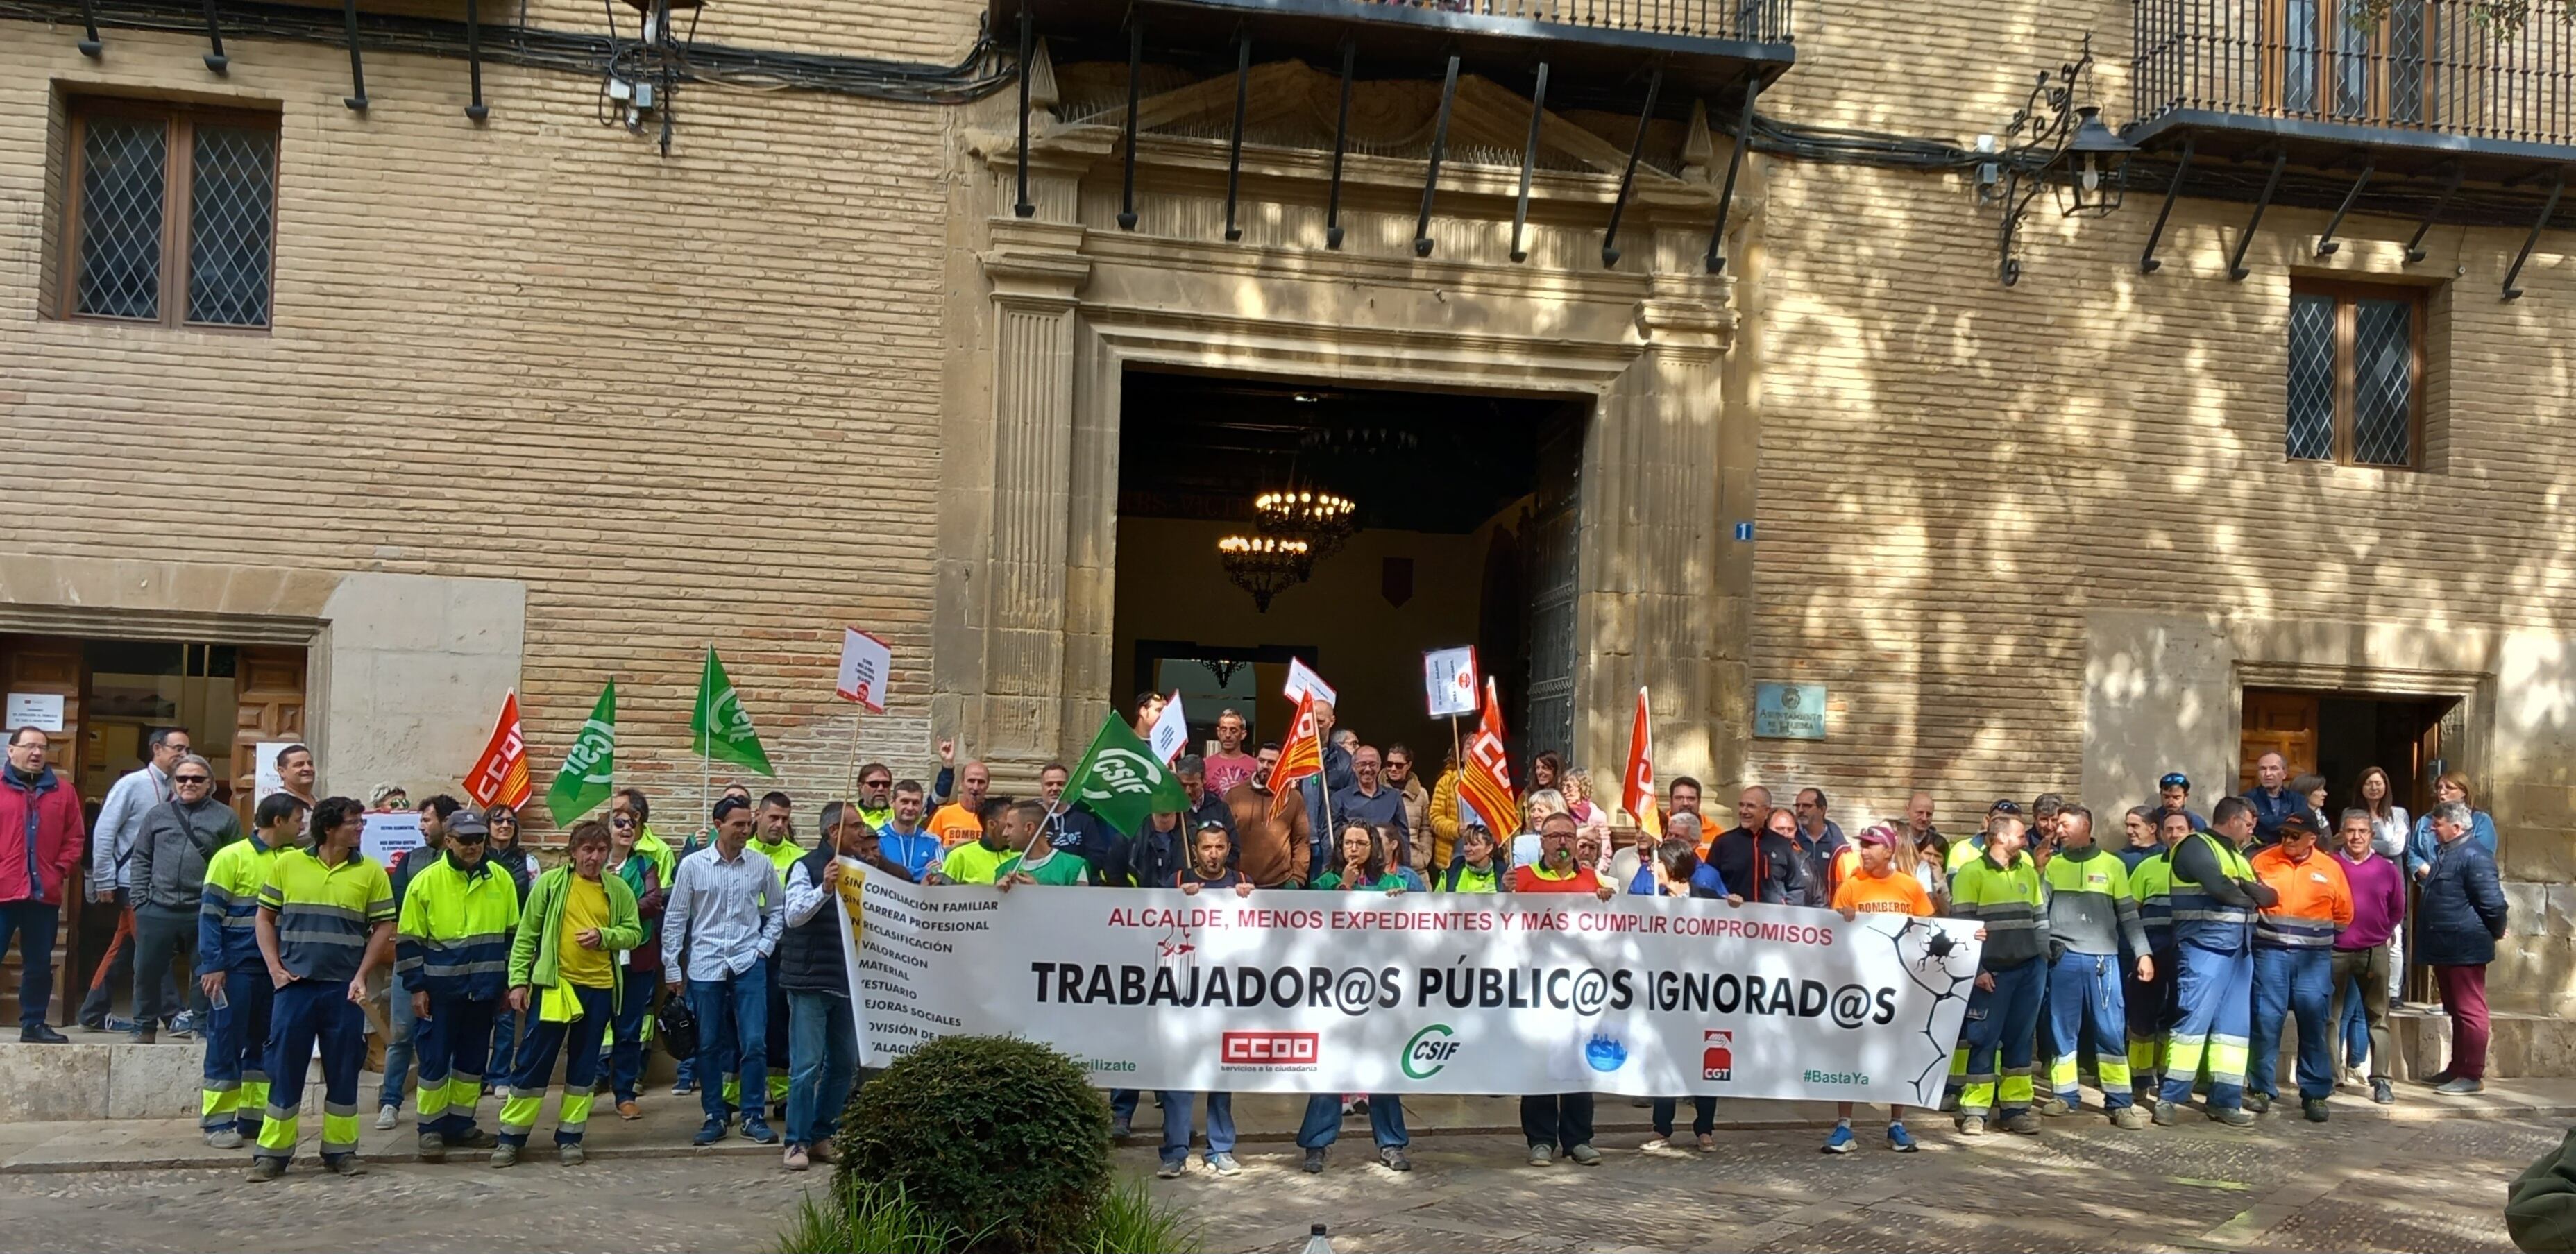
[0,0,1014,104]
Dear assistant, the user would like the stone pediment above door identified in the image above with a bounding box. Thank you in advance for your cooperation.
[1051,58,1704,194]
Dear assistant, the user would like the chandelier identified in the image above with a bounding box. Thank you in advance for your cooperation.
[1254,489,1356,559]
[1217,535,1311,613]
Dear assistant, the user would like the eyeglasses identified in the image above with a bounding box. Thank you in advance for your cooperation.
[450,833,487,845]
[173,775,212,785]
[862,778,891,788]
[611,815,637,829]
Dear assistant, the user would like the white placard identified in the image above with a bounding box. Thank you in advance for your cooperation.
[254,741,295,802]
[1423,647,1480,719]
[3,693,65,734]
[1282,657,1337,708]
[361,811,424,865]
[848,875,1983,1105]
[1149,689,1189,765]
[836,627,894,713]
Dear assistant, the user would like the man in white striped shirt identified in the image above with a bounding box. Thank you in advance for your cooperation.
[661,796,784,1147]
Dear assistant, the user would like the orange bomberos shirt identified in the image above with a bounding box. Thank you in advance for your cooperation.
[1831,867,1934,917]
[928,802,983,849]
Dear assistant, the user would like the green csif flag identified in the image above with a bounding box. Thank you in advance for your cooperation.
[691,646,775,777]
[1064,711,1188,838]
[545,680,616,822]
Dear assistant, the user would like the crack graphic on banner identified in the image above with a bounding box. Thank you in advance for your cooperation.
[1881,917,1978,1104]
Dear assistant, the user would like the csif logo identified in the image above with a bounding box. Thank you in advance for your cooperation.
[562,718,613,783]
[1081,748,1166,800]
[1402,1024,1461,1080]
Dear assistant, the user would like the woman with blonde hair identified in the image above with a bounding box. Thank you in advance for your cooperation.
[2405,771,2497,883]
[1560,769,1604,828]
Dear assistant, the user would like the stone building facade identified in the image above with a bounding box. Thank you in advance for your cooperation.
[4,0,2573,1043]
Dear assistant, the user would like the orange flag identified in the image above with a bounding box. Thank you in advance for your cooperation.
[1622,686,1660,837]
[1266,690,1326,819]
[464,690,534,811]
[1460,678,1518,833]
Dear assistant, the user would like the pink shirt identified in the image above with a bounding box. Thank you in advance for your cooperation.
[1203,752,1260,799]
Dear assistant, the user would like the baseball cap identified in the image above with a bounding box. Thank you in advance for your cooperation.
[2279,813,2318,839]
[1989,799,2024,816]
[2159,772,2191,790]
[1856,822,1899,849]
[446,811,491,840]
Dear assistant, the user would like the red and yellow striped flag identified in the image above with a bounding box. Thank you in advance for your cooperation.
[1266,690,1325,820]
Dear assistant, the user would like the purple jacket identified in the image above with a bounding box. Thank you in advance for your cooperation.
[2333,847,2405,951]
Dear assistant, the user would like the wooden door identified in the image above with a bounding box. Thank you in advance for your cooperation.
[2241,689,2320,792]
[230,646,306,826]
[0,636,86,1029]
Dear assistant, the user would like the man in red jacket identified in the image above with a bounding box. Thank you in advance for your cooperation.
[1,727,86,1042]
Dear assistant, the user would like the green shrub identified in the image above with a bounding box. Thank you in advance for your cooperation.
[1072,1178,1202,1254]
[833,1035,1113,1253]
[772,1182,985,1254]
[776,1179,1196,1254]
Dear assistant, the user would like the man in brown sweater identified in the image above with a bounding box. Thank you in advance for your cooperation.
[1226,744,1312,888]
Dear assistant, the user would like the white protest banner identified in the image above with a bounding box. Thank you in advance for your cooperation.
[1148,689,1189,765]
[849,876,1982,1106]
[1422,647,1478,719]
[1281,657,1336,708]
[362,811,425,865]
[836,627,894,713]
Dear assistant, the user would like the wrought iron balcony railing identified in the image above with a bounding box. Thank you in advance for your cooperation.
[1316,0,1793,44]
[2134,0,2576,150]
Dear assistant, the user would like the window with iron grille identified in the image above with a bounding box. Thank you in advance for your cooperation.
[56,99,277,329]
[2287,280,2423,468]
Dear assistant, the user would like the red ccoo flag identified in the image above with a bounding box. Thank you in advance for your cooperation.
[464,690,534,811]
[1622,686,1661,837]
[1460,677,1518,833]
[1265,690,1325,819]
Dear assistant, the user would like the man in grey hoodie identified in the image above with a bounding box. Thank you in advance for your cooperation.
[127,754,242,1044]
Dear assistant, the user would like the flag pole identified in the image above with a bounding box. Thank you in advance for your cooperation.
[699,641,714,842]
[846,710,864,799]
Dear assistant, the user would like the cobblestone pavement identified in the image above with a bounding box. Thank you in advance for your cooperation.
[0,1108,2551,1253]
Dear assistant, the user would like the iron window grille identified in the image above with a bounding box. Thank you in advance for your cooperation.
[2287,278,2425,468]
[58,99,278,330]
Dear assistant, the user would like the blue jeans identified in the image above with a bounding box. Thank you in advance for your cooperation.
[610,980,653,1103]
[1158,1092,1234,1164]
[377,979,418,1110]
[0,901,60,1028]
[1296,1093,1407,1149]
[784,990,857,1148]
[2251,945,2334,1101]
[686,965,768,1126]
[2338,972,2370,1067]
[1652,1096,1716,1137]
[1959,956,2045,1118]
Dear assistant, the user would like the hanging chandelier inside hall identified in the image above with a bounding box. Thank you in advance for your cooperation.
[1217,534,1312,613]
[1253,489,1356,560]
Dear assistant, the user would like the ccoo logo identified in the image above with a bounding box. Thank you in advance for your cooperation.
[1402,1024,1461,1080]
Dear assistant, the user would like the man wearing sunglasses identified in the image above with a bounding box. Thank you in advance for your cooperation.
[126,754,242,1044]
[852,765,895,832]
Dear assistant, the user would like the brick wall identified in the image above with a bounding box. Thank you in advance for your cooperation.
[1743,0,2576,842]
[0,11,981,820]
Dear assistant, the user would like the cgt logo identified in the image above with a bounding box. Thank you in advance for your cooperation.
[1402,1024,1461,1080]
[1702,1029,1734,1081]
[1220,1031,1321,1071]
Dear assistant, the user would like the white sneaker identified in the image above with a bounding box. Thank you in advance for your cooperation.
[374,1107,398,1130]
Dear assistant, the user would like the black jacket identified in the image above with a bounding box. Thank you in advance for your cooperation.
[776,845,848,994]
[1708,827,1808,906]
[2415,834,2509,967]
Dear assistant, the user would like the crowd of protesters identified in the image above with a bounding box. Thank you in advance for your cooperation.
[0,708,2514,1180]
